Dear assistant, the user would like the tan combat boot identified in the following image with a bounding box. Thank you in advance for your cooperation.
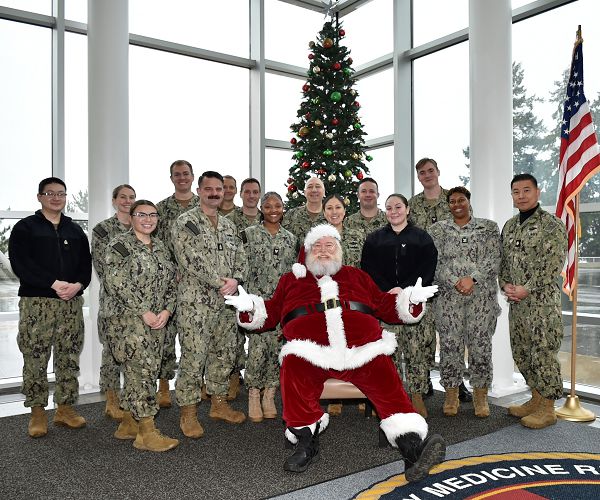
[262,387,277,419]
[209,395,246,424]
[473,387,490,418]
[508,388,542,417]
[179,404,204,438]
[248,388,263,423]
[156,379,172,408]
[54,404,86,428]
[327,403,343,416]
[411,393,428,418]
[443,387,460,417]
[104,389,124,421]
[520,397,557,429]
[226,372,241,401]
[28,406,48,438]
[133,416,179,452]
[114,411,139,440]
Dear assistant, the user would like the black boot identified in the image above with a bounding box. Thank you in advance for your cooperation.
[284,423,320,473]
[459,381,472,402]
[396,432,446,483]
[424,374,434,400]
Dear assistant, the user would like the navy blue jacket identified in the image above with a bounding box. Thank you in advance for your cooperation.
[8,210,92,298]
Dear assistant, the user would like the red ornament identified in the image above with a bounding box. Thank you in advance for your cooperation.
[288,177,294,183]
[305,112,311,119]
[290,138,297,145]
[332,62,341,71]
[357,172,364,180]
[353,101,360,108]
[308,53,315,60]
[317,169,326,175]
[347,57,353,65]
[302,161,310,168]
[331,118,339,126]
[339,29,346,37]
[302,84,310,92]
[288,184,297,192]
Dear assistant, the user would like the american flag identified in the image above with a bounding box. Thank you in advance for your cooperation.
[555,31,600,298]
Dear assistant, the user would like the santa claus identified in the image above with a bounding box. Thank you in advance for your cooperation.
[225,224,446,481]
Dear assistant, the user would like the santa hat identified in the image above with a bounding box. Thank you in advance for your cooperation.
[303,224,341,253]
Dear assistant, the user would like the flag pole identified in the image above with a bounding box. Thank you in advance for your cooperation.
[556,193,595,421]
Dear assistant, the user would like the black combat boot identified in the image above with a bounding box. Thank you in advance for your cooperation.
[396,432,446,482]
[424,375,434,399]
[283,423,320,473]
[459,381,473,402]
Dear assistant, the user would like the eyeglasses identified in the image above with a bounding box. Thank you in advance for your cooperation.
[132,212,159,219]
[40,192,67,198]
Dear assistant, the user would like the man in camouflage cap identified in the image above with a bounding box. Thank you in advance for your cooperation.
[155,160,199,408]
[172,170,248,438]
[9,177,92,438]
[500,173,567,429]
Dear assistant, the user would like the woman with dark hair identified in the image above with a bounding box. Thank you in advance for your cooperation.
[429,187,500,418]
[91,184,136,421]
[103,199,178,452]
[242,192,298,423]
[361,194,438,418]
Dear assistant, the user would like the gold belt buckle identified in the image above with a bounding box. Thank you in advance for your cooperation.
[323,298,339,310]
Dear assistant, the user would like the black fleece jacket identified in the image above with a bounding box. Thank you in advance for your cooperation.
[8,210,92,298]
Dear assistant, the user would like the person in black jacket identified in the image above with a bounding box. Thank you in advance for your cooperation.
[8,177,92,438]
[361,194,437,418]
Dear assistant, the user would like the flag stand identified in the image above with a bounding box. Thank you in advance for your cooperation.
[556,194,595,422]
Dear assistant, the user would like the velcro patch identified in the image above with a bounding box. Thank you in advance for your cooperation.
[112,242,130,257]
[93,225,109,239]
[185,221,200,236]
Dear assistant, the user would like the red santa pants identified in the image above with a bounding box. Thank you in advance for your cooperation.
[280,353,416,428]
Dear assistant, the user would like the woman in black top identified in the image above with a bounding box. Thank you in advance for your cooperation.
[361,194,437,418]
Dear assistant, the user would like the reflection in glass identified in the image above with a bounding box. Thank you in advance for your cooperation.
[413,42,469,194]
[129,46,249,203]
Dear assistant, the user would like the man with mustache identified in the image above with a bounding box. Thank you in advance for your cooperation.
[171,171,248,439]
[225,224,446,481]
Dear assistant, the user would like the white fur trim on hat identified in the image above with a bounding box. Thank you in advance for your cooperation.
[292,262,306,278]
[303,224,341,253]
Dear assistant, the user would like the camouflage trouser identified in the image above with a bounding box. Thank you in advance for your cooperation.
[232,326,247,375]
[157,312,178,381]
[382,307,436,395]
[244,326,283,389]
[509,300,564,400]
[175,302,238,406]
[17,296,84,408]
[106,315,165,419]
[98,315,122,392]
[435,292,498,389]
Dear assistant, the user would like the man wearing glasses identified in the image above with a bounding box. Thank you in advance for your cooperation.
[8,177,92,438]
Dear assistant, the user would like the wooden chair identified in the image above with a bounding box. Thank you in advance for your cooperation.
[320,378,376,419]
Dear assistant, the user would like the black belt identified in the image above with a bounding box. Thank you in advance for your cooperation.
[282,299,374,327]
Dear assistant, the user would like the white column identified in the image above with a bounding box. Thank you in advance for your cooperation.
[81,0,129,391]
[249,0,265,184]
[393,0,413,196]
[469,0,525,396]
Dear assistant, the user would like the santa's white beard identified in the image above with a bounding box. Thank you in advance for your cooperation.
[306,252,343,276]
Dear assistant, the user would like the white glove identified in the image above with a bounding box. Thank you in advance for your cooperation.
[409,277,438,304]
[224,285,254,312]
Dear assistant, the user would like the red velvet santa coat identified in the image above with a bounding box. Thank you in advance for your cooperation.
[242,266,424,370]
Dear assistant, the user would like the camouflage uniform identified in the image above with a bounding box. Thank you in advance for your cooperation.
[408,188,452,378]
[91,215,130,392]
[345,209,388,240]
[242,224,297,389]
[429,218,502,389]
[499,206,567,400]
[218,204,238,216]
[155,193,199,381]
[172,209,247,405]
[9,210,92,408]
[102,231,176,419]
[283,205,326,245]
[341,227,367,268]
[226,207,262,375]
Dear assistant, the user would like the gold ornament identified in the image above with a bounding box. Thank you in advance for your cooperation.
[326,133,334,139]
[352,153,359,160]
[298,126,310,137]
[323,38,334,49]
[344,197,351,206]
[328,174,336,182]
[314,119,322,126]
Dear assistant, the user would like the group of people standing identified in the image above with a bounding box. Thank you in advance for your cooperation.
[8,156,567,476]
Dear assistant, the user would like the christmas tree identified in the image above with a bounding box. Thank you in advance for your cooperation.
[286,17,373,213]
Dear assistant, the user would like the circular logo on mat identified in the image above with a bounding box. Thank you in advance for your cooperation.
[356,452,600,499]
